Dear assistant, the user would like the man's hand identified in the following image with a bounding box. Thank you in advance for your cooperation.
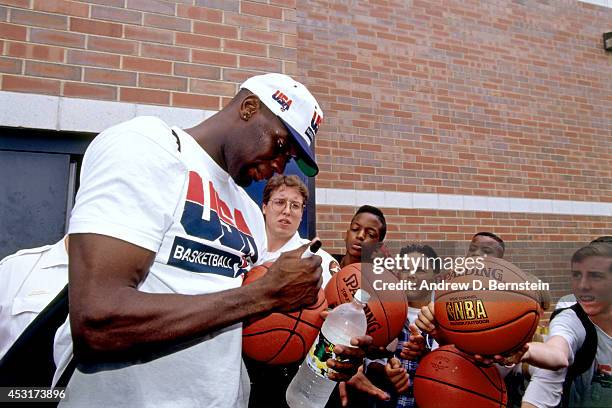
[258,241,322,312]
[385,357,409,394]
[338,365,390,407]
[399,324,426,360]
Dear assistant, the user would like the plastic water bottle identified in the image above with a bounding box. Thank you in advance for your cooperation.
[286,289,370,408]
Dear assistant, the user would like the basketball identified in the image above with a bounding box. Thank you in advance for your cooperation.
[242,262,327,365]
[324,263,408,347]
[414,345,507,408]
[434,256,542,356]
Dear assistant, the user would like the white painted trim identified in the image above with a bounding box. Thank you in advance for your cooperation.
[579,0,611,8]
[2,91,608,218]
[317,188,612,217]
[0,91,216,132]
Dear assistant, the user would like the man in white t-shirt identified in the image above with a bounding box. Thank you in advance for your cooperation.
[520,243,611,408]
[53,74,372,407]
[0,237,68,359]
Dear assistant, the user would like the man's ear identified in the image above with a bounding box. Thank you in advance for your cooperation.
[262,203,268,217]
[240,94,261,120]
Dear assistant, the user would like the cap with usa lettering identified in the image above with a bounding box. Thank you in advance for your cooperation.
[240,73,323,177]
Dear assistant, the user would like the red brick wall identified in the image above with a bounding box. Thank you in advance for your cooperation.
[316,205,609,302]
[298,0,611,202]
[0,0,298,109]
[296,0,612,308]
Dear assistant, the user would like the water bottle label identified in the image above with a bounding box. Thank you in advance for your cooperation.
[306,332,335,379]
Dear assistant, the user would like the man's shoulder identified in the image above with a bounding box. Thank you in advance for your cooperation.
[549,307,588,354]
[110,116,169,131]
[0,245,52,268]
[95,116,180,156]
[550,307,581,328]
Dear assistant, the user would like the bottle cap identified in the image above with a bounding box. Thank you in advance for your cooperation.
[353,289,370,304]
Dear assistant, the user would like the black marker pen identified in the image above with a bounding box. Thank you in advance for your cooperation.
[301,240,322,258]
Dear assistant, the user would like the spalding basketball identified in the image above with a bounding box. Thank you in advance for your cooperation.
[242,263,327,365]
[434,257,542,356]
[414,345,507,408]
[324,263,408,347]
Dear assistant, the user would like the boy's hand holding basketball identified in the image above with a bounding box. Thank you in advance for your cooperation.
[416,302,444,342]
[473,343,530,366]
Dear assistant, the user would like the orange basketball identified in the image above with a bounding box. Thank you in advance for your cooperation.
[242,263,327,365]
[414,345,507,408]
[324,263,408,347]
[434,257,542,356]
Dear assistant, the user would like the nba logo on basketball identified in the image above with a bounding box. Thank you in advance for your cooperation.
[446,299,488,324]
[272,90,292,112]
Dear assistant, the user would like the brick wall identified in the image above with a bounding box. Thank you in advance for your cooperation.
[298,0,611,202]
[316,205,609,303]
[296,0,612,308]
[0,0,298,109]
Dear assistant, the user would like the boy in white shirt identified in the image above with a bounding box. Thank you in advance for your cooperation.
[521,243,611,408]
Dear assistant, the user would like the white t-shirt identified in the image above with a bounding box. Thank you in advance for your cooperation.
[523,308,612,408]
[53,117,265,407]
[0,239,68,359]
[259,231,339,287]
[555,294,577,310]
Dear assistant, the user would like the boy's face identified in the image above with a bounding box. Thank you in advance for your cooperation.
[394,251,436,301]
[571,256,612,317]
[344,212,383,261]
[467,235,504,259]
[262,185,304,243]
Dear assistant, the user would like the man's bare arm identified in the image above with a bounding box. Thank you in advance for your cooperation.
[69,233,322,361]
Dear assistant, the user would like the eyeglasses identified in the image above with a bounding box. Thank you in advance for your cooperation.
[269,198,305,214]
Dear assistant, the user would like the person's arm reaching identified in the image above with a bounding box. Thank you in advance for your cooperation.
[520,336,569,370]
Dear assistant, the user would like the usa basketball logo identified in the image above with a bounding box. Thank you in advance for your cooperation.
[168,171,258,278]
[305,110,323,141]
[272,90,292,112]
[311,111,322,134]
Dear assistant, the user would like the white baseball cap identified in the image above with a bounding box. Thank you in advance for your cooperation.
[240,73,323,177]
